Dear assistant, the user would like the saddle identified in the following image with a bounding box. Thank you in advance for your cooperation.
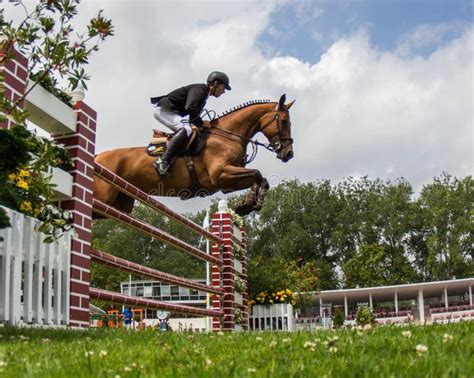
[146,127,208,158]
[147,127,210,199]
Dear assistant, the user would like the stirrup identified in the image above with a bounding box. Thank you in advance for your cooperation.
[154,158,171,177]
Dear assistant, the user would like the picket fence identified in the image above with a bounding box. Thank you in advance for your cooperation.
[0,207,72,326]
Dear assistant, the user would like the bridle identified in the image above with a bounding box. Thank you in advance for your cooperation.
[203,107,293,163]
[259,109,294,154]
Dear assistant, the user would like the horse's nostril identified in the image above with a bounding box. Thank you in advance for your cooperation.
[287,151,294,159]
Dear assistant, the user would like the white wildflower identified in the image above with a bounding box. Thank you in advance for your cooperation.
[363,324,372,330]
[19,335,29,340]
[99,350,108,357]
[256,336,262,341]
[269,340,277,347]
[0,361,7,367]
[247,368,256,373]
[217,331,224,336]
[415,344,428,355]
[331,336,339,342]
[329,347,338,353]
[42,338,50,343]
[205,357,212,366]
[402,331,412,338]
[282,338,291,343]
[84,351,94,357]
[124,367,132,372]
[443,333,453,343]
[304,341,316,348]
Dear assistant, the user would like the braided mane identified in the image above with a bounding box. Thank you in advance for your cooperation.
[217,99,272,119]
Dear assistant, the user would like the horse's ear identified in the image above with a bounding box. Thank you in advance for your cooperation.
[278,94,286,109]
[286,99,295,110]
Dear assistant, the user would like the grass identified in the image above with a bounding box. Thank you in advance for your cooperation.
[0,321,473,377]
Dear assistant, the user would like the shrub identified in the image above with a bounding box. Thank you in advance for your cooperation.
[333,307,345,328]
[356,306,375,326]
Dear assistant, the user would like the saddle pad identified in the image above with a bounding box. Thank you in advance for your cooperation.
[147,143,166,157]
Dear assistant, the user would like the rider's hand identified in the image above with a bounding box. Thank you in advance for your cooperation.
[202,121,212,129]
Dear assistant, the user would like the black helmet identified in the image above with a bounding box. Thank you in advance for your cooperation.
[207,71,231,90]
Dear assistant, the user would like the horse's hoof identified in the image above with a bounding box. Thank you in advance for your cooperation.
[235,204,252,216]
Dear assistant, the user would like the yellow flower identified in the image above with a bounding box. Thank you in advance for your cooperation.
[269,300,273,304]
[8,173,16,182]
[20,201,32,212]
[34,207,42,217]
[19,169,30,178]
[16,180,29,190]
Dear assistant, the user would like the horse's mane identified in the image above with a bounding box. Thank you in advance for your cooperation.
[217,99,273,119]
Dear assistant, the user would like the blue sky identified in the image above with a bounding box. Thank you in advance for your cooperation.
[258,0,473,62]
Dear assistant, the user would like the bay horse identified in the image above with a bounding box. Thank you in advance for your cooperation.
[93,94,295,217]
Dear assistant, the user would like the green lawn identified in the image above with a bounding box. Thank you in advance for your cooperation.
[0,321,473,377]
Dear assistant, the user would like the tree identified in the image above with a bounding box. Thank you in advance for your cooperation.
[414,173,473,280]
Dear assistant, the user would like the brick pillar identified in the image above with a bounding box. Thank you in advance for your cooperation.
[0,48,29,129]
[53,101,96,327]
[240,227,249,330]
[211,208,235,331]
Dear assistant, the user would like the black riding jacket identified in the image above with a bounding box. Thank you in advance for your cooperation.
[150,83,209,127]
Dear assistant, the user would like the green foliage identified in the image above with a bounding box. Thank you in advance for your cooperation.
[333,307,345,328]
[248,256,318,308]
[356,306,376,326]
[1,322,473,377]
[0,126,74,240]
[0,1,113,240]
[243,175,472,292]
[1,1,114,106]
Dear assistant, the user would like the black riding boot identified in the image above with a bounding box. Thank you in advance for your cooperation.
[154,128,189,176]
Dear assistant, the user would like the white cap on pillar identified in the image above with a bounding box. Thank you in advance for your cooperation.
[217,199,229,213]
[70,84,85,104]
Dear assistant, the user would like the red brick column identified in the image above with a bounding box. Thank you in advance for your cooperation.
[211,210,235,331]
[240,227,249,330]
[53,102,96,328]
[0,48,28,129]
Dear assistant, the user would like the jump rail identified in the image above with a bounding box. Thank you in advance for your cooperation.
[90,288,223,317]
[93,199,222,266]
[94,163,222,244]
[90,248,224,296]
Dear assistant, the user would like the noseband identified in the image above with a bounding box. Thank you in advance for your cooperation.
[260,110,294,153]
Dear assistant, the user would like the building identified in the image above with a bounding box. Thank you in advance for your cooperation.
[120,279,209,332]
[297,278,474,329]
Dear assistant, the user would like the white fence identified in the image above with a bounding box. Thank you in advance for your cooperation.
[0,207,71,326]
[249,303,295,331]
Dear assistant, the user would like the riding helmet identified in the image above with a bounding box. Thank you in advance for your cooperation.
[207,71,231,90]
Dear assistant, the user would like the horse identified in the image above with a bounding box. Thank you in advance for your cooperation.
[93,94,295,217]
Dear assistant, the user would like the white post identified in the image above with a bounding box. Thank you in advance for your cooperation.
[394,291,399,315]
[418,289,425,324]
[444,287,448,309]
[204,211,210,332]
[469,286,472,306]
[319,296,323,318]
[369,292,373,309]
[344,295,348,318]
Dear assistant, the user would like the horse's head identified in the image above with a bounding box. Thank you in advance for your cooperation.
[259,94,295,162]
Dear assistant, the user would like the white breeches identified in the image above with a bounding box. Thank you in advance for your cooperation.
[153,106,192,137]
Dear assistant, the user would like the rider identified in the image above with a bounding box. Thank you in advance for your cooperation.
[150,71,231,176]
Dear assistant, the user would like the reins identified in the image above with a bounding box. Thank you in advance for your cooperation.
[201,108,290,164]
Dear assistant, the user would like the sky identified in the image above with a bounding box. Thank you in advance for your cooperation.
[4,0,473,213]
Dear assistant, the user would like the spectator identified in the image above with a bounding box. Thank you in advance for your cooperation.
[123,307,133,328]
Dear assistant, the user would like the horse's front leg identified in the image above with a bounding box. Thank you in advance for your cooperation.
[214,165,269,216]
